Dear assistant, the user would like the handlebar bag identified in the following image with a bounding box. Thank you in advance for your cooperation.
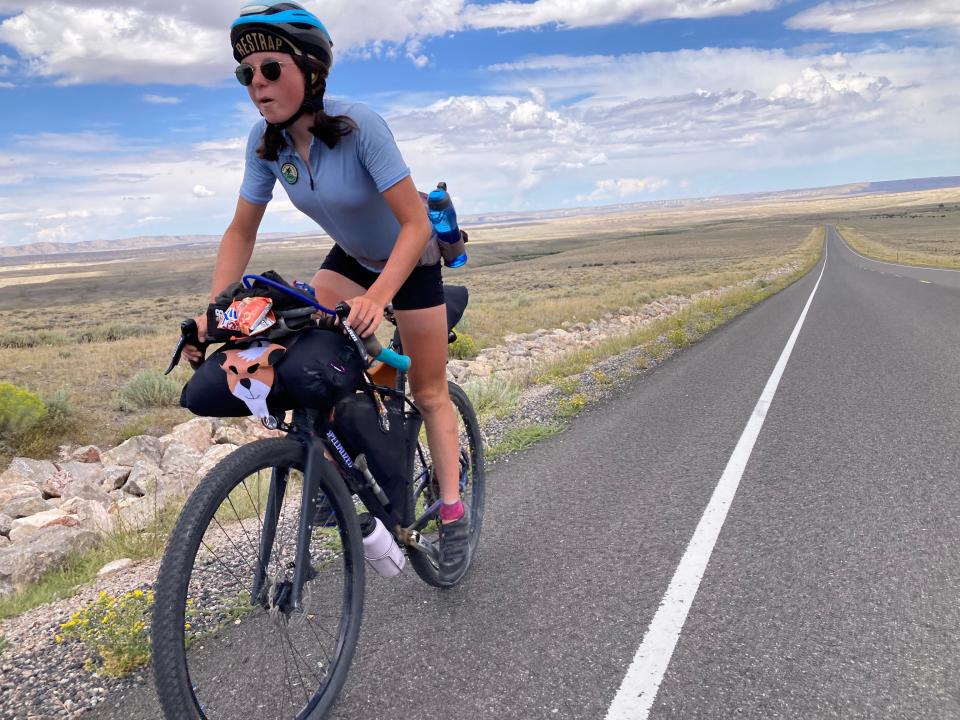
[180,327,363,419]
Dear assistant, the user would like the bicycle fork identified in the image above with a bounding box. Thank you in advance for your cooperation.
[251,439,326,615]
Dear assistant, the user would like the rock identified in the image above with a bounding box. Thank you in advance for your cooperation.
[196,444,239,480]
[245,422,281,441]
[59,479,112,507]
[0,513,11,536]
[109,485,184,532]
[40,470,70,498]
[100,465,132,491]
[0,536,8,546]
[160,443,204,483]
[97,558,133,577]
[0,458,57,489]
[122,462,164,497]
[159,418,215,454]
[0,525,98,597]
[9,510,80,543]
[71,445,102,463]
[214,424,248,445]
[60,498,114,534]
[100,435,163,468]
[0,485,51,519]
[57,461,104,487]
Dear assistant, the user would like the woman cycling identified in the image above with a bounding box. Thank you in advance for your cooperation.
[183,1,470,583]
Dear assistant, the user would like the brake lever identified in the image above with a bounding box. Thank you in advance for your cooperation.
[335,303,374,367]
[164,318,207,375]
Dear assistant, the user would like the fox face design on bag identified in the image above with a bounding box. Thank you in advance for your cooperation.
[218,341,286,418]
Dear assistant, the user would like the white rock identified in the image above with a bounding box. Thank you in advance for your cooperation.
[57,461,104,487]
[0,485,51,519]
[100,435,163,468]
[122,462,164,497]
[196,444,239,480]
[59,479,112,507]
[0,513,11,536]
[213,424,248,446]
[0,525,98,597]
[9,509,80,543]
[0,458,57,488]
[97,558,133,578]
[159,417,215,454]
[100,465,132,491]
[160,443,204,483]
[61,498,115,535]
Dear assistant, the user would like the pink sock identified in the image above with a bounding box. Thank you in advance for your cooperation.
[440,500,464,523]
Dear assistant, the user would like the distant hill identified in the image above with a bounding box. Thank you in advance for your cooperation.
[465,176,960,225]
[3,176,958,259]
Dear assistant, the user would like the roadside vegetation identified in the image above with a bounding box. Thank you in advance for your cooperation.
[837,202,960,269]
[0,212,836,466]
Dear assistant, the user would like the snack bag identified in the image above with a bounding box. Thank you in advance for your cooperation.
[217,296,276,336]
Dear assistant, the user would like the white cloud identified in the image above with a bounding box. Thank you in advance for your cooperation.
[144,94,183,105]
[386,45,960,212]
[463,0,778,30]
[577,177,670,201]
[788,0,960,34]
[0,4,225,84]
[192,184,216,198]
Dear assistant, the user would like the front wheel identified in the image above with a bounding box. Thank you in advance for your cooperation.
[151,437,365,720]
[408,381,486,587]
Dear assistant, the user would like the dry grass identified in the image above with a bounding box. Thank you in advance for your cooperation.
[3,191,953,464]
[835,201,960,269]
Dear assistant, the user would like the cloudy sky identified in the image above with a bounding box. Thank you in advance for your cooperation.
[0,0,958,247]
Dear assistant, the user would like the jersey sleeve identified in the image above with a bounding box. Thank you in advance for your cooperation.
[353,104,411,193]
[238,121,276,205]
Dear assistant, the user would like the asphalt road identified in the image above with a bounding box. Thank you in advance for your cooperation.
[91,226,960,719]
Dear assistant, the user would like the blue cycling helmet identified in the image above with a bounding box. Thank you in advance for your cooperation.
[231,2,334,67]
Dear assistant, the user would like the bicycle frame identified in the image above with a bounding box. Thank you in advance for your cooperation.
[251,374,442,612]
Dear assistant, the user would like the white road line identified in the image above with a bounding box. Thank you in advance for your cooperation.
[605,231,830,720]
[921,280,932,284]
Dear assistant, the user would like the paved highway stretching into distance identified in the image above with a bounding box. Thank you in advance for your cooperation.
[93,226,960,719]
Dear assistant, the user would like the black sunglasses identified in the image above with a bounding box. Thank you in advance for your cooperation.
[235,59,287,86]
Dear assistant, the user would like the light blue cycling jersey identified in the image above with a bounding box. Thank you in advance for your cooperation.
[239,99,412,271]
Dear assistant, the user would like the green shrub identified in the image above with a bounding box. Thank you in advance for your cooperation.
[463,376,521,420]
[58,589,155,676]
[449,332,479,360]
[14,388,81,458]
[118,370,182,410]
[667,327,690,348]
[0,383,46,453]
[557,392,587,418]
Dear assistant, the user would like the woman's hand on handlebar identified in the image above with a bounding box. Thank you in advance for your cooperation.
[183,313,207,365]
[344,293,385,338]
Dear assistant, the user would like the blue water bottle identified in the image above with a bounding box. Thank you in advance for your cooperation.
[427,182,468,268]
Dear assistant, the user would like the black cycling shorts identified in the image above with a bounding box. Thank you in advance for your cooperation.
[319,244,444,311]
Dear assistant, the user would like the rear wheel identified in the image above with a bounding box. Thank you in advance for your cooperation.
[151,437,365,720]
[408,381,486,587]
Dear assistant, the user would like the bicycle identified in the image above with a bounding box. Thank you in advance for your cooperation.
[151,275,485,719]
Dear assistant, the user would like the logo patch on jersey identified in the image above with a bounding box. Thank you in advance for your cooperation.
[281,163,298,185]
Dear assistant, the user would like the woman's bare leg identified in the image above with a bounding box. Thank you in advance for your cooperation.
[394,305,461,506]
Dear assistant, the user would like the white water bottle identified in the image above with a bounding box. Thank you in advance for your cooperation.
[359,513,405,577]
